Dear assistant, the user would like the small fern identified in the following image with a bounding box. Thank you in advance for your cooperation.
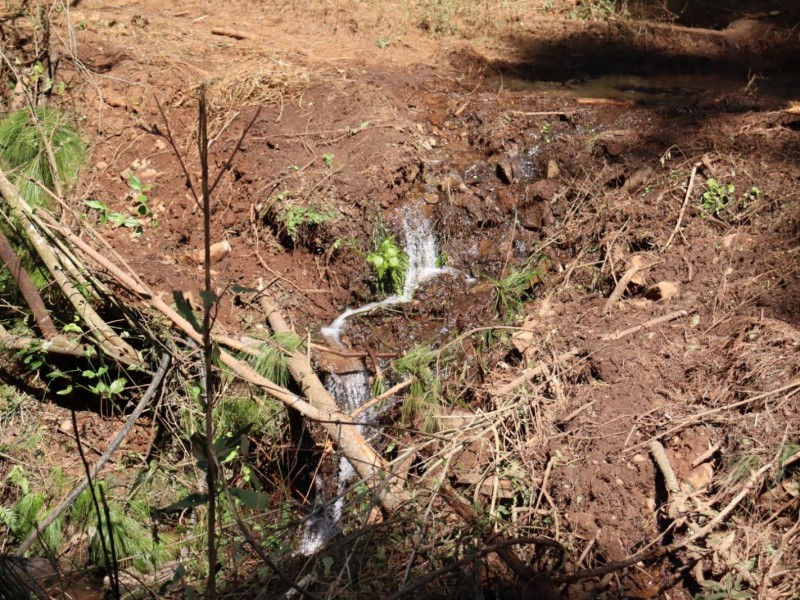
[0,505,16,529]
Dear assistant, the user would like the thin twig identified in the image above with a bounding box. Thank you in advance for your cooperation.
[492,349,581,396]
[663,162,701,252]
[601,310,688,341]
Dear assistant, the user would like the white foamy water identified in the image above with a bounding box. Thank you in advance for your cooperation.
[298,371,369,556]
[321,210,450,344]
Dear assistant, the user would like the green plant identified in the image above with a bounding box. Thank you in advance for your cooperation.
[128,173,151,217]
[322,153,334,169]
[347,121,371,135]
[392,344,449,432]
[277,203,334,244]
[568,0,628,20]
[0,107,87,208]
[739,186,761,209]
[70,483,172,572]
[701,178,735,216]
[377,37,390,48]
[485,260,545,322]
[83,199,142,234]
[697,573,752,600]
[3,466,65,553]
[367,235,409,296]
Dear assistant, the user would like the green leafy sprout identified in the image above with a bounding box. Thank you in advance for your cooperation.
[701,178,735,216]
[367,235,409,296]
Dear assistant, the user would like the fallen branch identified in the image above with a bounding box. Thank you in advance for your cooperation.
[0,333,92,358]
[601,310,688,341]
[15,352,171,556]
[491,349,581,396]
[210,27,253,40]
[0,167,139,365]
[52,221,407,512]
[603,255,651,314]
[0,228,57,337]
[663,162,701,251]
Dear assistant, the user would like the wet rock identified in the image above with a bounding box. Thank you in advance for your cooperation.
[518,201,554,230]
[518,179,557,230]
[524,179,559,204]
[453,192,485,221]
[496,154,538,185]
[463,161,494,186]
[496,158,514,184]
[496,188,518,213]
[478,238,503,260]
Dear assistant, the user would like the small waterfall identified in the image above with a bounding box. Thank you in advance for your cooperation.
[298,371,369,556]
[300,209,454,555]
[321,209,447,343]
[298,210,454,556]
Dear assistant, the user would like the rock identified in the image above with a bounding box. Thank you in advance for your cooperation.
[454,192,485,221]
[685,463,714,491]
[524,179,559,204]
[546,159,560,179]
[496,188,517,212]
[645,281,680,301]
[105,94,127,109]
[496,158,514,184]
[518,201,554,230]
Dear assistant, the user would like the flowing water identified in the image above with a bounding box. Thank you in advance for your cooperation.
[299,208,450,555]
[321,208,451,344]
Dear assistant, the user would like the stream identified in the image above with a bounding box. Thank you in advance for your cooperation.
[299,207,451,556]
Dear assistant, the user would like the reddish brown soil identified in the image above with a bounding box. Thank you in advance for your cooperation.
[2,0,800,598]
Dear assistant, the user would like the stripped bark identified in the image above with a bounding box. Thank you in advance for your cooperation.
[0,227,57,337]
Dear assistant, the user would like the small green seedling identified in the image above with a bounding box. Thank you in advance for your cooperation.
[739,186,761,209]
[83,199,142,235]
[701,178,735,216]
[128,174,151,216]
[347,121,370,136]
[367,236,409,296]
[322,153,334,169]
[277,204,334,244]
[377,38,390,48]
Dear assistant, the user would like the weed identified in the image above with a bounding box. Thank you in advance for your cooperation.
[128,173,151,217]
[83,199,142,234]
[697,573,752,600]
[738,186,761,210]
[367,235,409,296]
[485,259,546,322]
[392,343,451,432]
[569,0,629,20]
[276,202,335,245]
[322,153,335,169]
[347,121,371,135]
[701,178,735,216]
[377,37,391,48]
[70,483,173,572]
